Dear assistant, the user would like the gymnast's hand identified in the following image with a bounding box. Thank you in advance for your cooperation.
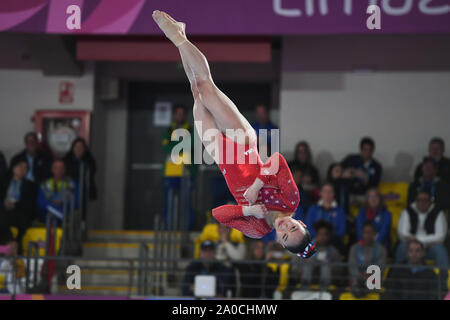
[242,204,269,219]
[243,177,265,205]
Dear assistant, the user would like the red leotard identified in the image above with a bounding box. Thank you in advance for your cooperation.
[212,133,300,239]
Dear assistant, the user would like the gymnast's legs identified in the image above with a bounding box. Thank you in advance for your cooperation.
[152,10,257,150]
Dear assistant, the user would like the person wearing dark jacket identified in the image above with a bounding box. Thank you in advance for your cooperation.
[182,241,233,297]
[251,104,278,153]
[10,132,52,185]
[396,191,448,274]
[326,163,352,214]
[288,141,320,198]
[237,241,280,298]
[408,157,450,211]
[0,152,7,182]
[384,239,439,300]
[414,137,450,184]
[341,137,382,195]
[63,138,97,221]
[1,157,37,253]
[292,221,340,290]
[0,206,18,259]
[0,206,14,246]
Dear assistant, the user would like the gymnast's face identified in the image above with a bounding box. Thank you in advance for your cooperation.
[275,216,306,248]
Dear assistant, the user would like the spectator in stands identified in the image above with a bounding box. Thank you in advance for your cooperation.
[293,221,340,289]
[161,105,196,230]
[10,132,52,184]
[292,167,311,213]
[289,142,320,202]
[0,206,17,256]
[408,157,450,211]
[384,239,439,300]
[396,190,448,272]
[414,137,450,184]
[215,224,246,297]
[0,207,18,294]
[0,151,7,182]
[37,159,79,222]
[237,240,280,298]
[63,138,97,229]
[0,158,37,253]
[216,224,246,263]
[305,183,346,248]
[348,221,387,298]
[356,188,392,249]
[264,242,292,298]
[326,163,352,214]
[341,137,382,196]
[182,240,232,297]
[251,104,278,153]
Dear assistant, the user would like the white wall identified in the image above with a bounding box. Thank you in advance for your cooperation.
[279,71,450,182]
[0,65,94,161]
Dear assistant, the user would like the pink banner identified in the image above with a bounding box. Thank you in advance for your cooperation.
[0,0,449,35]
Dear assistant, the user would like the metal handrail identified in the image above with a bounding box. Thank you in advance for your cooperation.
[25,241,40,291]
[14,249,449,299]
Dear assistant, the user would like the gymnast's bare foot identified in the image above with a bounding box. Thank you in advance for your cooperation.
[152,10,187,47]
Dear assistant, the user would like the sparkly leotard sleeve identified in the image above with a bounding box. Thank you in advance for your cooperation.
[212,134,300,238]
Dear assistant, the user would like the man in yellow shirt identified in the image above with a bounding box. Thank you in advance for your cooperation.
[161,105,196,230]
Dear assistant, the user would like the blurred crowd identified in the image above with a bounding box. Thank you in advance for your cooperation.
[181,104,450,300]
[0,104,448,299]
[0,133,97,256]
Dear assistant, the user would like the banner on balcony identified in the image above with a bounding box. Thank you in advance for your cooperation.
[0,0,449,35]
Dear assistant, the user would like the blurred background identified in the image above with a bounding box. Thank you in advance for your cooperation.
[0,0,449,300]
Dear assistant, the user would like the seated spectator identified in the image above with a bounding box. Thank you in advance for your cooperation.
[414,137,450,184]
[0,158,37,253]
[289,142,320,202]
[182,240,233,297]
[341,137,382,196]
[63,138,98,223]
[291,167,311,212]
[264,242,292,297]
[195,217,245,258]
[10,132,52,185]
[37,160,79,222]
[216,224,246,263]
[396,190,448,272]
[292,221,340,289]
[305,183,346,248]
[251,104,278,156]
[356,188,392,248]
[0,206,17,255]
[0,151,6,182]
[0,209,19,294]
[237,240,280,298]
[326,163,352,214]
[384,239,439,300]
[348,222,387,298]
[408,157,450,211]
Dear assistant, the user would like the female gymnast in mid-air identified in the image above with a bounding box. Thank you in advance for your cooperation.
[152,10,316,258]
